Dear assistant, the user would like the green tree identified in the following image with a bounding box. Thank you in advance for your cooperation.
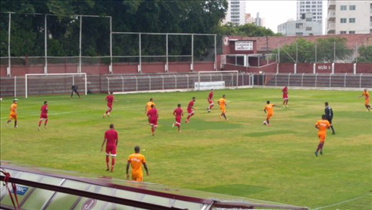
[217,23,277,37]
[273,37,352,63]
[357,45,372,63]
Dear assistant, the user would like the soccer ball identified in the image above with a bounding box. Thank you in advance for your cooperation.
[263,121,267,125]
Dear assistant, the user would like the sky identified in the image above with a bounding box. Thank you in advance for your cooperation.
[245,0,328,34]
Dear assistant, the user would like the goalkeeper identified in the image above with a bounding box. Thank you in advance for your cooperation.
[71,85,81,98]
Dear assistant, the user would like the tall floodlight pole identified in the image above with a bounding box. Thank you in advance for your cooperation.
[7,13,11,77]
[79,15,82,73]
[214,34,217,70]
[191,34,194,71]
[44,14,48,74]
[165,33,168,72]
[138,33,142,73]
[109,16,112,73]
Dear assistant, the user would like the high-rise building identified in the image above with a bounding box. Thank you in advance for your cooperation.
[297,0,323,25]
[224,0,246,25]
[254,12,266,27]
[278,13,322,36]
[327,0,372,34]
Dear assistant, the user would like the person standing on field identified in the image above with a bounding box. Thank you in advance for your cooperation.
[7,99,18,128]
[38,101,48,131]
[314,115,330,157]
[101,124,118,172]
[358,89,371,111]
[126,146,149,182]
[282,86,289,107]
[71,85,80,98]
[324,102,335,135]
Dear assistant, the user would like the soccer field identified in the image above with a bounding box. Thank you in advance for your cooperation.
[1,88,371,209]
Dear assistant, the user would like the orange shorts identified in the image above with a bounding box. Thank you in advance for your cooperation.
[318,134,325,142]
[131,174,143,182]
[9,113,17,121]
[220,107,225,114]
[266,113,273,120]
[365,99,370,106]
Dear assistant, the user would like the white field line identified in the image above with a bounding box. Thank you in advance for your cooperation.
[312,194,371,210]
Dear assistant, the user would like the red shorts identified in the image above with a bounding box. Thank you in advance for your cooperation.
[106,146,117,156]
[175,117,181,124]
[149,118,157,126]
[208,99,213,104]
[40,114,48,119]
[107,104,112,109]
[283,94,288,100]
[187,110,194,115]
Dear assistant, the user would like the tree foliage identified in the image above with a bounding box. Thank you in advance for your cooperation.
[0,0,228,59]
[357,45,372,63]
[273,37,352,63]
[217,22,277,37]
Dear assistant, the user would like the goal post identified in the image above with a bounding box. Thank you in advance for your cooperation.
[196,70,239,91]
[25,73,87,98]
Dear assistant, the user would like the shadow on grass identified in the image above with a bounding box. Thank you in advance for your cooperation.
[197,184,268,197]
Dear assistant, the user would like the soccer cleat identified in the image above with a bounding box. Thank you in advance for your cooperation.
[332,132,335,135]
[106,168,109,171]
[219,115,222,119]
[314,152,318,157]
[103,114,106,119]
[185,119,189,123]
[172,124,174,128]
[320,151,323,155]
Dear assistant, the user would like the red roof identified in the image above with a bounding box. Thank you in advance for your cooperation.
[227,34,372,52]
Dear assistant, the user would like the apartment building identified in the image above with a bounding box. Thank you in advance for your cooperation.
[327,0,372,34]
[224,0,246,25]
[278,13,322,36]
[297,0,323,24]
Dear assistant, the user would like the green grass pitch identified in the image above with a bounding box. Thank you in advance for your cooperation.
[1,88,371,209]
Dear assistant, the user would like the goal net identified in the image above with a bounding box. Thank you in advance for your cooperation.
[25,73,87,98]
[196,71,239,90]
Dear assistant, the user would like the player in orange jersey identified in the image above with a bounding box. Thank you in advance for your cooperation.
[145,98,156,115]
[358,89,370,111]
[6,99,18,128]
[217,95,228,120]
[126,146,149,182]
[314,115,331,157]
[263,101,275,126]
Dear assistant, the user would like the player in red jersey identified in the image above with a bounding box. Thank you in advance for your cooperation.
[185,97,196,123]
[38,101,48,131]
[172,104,184,132]
[147,104,158,136]
[207,89,214,113]
[282,86,288,107]
[103,92,115,118]
[101,124,118,172]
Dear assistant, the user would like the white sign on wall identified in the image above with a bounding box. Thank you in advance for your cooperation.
[235,41,253,51]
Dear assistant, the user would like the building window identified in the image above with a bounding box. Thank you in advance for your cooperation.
[296,23,303,28]
[306,27,312,31]
[349,18,356,23]
[340,5,347,10]
[296,32,303,36]
[340,31,347,34]
[349,5,356,10]
[349,31,355,34]
[340,18,347,23]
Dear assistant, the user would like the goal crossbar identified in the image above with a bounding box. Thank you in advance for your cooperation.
[25,73,87,98]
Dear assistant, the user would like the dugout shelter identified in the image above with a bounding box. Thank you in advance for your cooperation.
[0,163,308,210]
